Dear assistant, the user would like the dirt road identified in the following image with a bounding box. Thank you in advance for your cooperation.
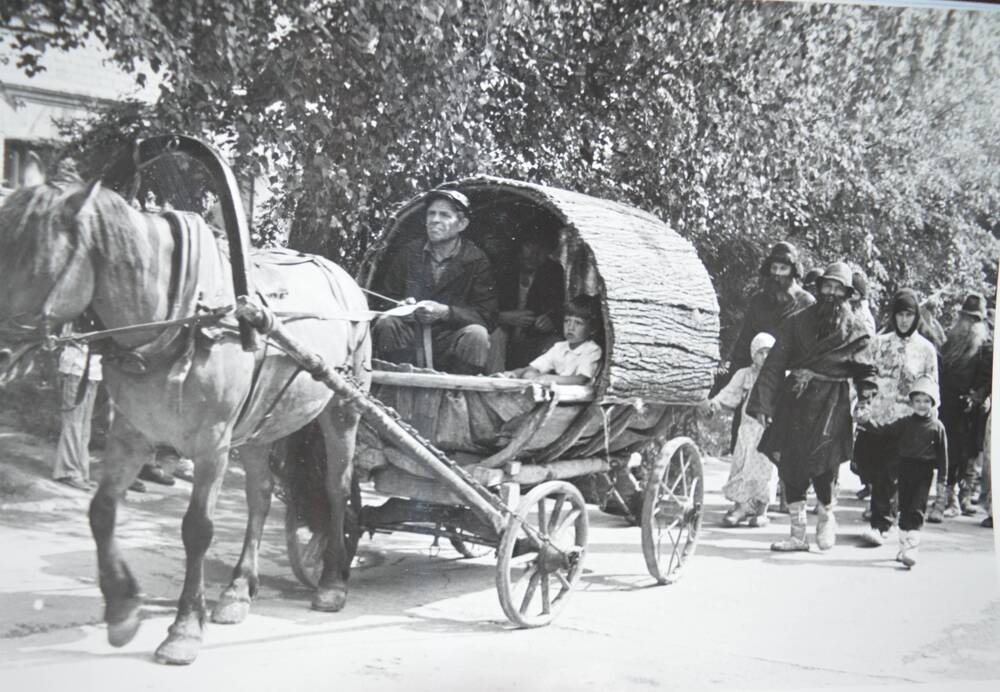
[1,423,998,691]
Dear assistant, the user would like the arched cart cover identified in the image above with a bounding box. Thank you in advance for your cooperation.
[359,176,719,404]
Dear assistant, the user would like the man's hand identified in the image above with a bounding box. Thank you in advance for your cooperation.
[533,314,556,334]
[716,361,731,377]
[414,300,450,324]
[499,310,536,329]
[755,412,772,427]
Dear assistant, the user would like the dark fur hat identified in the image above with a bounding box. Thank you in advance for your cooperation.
[759,241,802,278]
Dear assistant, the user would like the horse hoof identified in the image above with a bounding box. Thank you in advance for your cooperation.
[106,604,142,647]
[211,598,250,625]
[154,633,201,666]
[311,588,347,612]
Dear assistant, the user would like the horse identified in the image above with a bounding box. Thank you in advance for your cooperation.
[0,170,372,665]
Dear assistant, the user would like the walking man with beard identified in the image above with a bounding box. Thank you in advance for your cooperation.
[934,293,992,519]
[716,242,815,455]
[747,262,878,551]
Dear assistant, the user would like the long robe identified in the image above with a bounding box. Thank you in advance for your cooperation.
[746,304,877,488]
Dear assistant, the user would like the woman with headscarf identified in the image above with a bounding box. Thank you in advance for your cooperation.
[855,289,938,546]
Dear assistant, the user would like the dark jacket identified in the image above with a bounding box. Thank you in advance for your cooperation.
[728,285,814,369]
[381,238,498,331]
[861,413,948,477]
[497,257,565,332]
[747,304,877,482]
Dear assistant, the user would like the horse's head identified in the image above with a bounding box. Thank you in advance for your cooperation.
[0,171,103,347]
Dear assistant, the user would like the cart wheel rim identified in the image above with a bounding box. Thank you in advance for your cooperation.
[641,438,704,584]
[496,481,589,628]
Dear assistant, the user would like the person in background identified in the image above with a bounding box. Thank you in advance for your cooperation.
[716,242,815,459]
[850,269,877,336]
[53,339,101,491]
[699,332,777,527]
[936,293,992,519]
[856,377,948,568]
[494,226,565,369]
[803,268,823,299]
[855,289,938,546]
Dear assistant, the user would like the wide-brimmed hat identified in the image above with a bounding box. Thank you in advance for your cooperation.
[424,188,470,214]
[759,241,802,278]
[908,376,938,406]
[959,292,987,321]
[819,261,853,292]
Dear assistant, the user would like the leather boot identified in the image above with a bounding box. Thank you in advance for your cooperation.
[897,530,919,568]
[771,501,809,551]
[816,502,837,550]
[943,484,961,518]
[926,482,947,523]
[959,481,978,516]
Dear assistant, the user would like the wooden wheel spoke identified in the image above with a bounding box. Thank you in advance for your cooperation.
[548,495,566,534]
[555,571,571,591]
[536,499,548,537]
[519,569,542,615]
[540,573,551,614]
[552,508,581,540]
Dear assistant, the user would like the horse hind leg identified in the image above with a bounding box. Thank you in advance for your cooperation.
[155,437,230,666]
[311,401,361,612]
[212,442,274,625]
[89,418,155,648]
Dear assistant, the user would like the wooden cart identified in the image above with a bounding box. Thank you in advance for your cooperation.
[277,177,720,628]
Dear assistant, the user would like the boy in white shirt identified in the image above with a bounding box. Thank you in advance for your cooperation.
[503,295,602,385]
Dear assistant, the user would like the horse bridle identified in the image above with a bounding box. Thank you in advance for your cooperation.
[0,200,97,351]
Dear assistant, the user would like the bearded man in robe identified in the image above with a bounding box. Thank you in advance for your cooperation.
[747,262,878,552]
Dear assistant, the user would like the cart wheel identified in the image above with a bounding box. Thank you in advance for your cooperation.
[448,532,494,559]
[286,477,362,589]
[641,437,704,585]
[496,481,588,628]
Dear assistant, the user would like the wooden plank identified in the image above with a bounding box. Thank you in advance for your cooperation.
[369,370,595,403]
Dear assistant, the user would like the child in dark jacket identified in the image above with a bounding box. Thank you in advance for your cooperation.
[857,376,948,568]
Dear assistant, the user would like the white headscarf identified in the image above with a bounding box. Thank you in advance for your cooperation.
[750,332,776,358]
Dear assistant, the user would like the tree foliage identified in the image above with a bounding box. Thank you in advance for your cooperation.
[3,0,999,345]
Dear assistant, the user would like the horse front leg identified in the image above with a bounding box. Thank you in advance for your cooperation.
[311,402,361,612]
[154,442,229,665]
[212,442,274,624]
[89,417,155,647]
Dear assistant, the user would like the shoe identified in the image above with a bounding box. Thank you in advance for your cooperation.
[128,479,147,493]
[982,516,994,528]
[56,477,91,491]
[897,530,919,568]
[139,463,176,486]
[723,504,749,527]
[748,513,769,528]
[816,504,837,550]
[927,481,947,523]
[856,484,871,500]
[771,501,810,551]
[859,525,886,547]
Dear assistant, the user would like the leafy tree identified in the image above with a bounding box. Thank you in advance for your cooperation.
[3,0,998,349]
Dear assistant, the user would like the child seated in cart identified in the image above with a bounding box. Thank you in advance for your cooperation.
[698,332,777,527]
[498,294,602,385]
